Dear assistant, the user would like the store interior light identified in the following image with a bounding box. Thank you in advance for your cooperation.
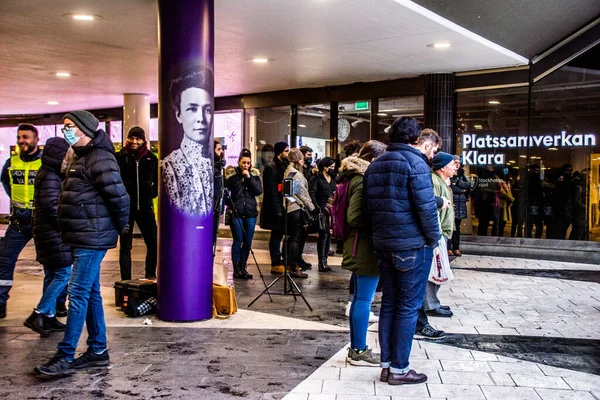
[474,124,483,130]
[548,147,558,151]
[377,113,387,116]
[56,72,71,77]
[251,58,270,63]
[73,15,94,21]
[298,124,306,128]
[488,100,501,105]
[519,155,527,158]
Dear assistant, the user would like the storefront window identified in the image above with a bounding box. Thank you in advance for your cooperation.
[214,111,243,167]
[337,100,370,157]
[253,106,290,173]
[376,96,424,144]
[455,43,600,241]
[298,104,331,163]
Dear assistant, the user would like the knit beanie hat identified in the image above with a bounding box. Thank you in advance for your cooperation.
[432,152,455,171]
[274,141,289,157]
[127,126,146,141]
[63,111,99,139]
[288,148,303,163]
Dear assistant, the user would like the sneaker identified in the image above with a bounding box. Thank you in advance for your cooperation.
[270,265,284,275]
[34,353,75,378]
[414,325,446,340]
[347,346,380,367]
[72,348,110,370]
[368,312,379,323]
[345,302,352,317]
[0,303,6,319]
[44,316,66,332]
[55,302,68,318]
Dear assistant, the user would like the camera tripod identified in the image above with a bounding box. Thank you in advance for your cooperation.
[248,194,313,311]
[213,187,272,301]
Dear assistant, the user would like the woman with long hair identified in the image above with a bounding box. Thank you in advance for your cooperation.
[309,157,336,272]
[340,140,387,366]
[283,148,316,278]
[224,148,263,279]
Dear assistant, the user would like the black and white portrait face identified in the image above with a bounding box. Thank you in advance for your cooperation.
[176,87,213,145]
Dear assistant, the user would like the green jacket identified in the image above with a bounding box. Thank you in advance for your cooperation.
[432,172,455,239]
[340,157,379,276]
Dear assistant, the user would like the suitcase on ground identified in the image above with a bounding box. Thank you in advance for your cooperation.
[114,278,157,310]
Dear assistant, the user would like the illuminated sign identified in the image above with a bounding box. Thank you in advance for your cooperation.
[462,131,596,165]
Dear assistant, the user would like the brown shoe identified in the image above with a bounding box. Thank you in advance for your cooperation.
[380,368,389,382]
[388,370,427,385]
[453,249,462,257]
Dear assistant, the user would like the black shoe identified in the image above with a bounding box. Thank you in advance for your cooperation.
[232,262,246,280]
[289,268,308,279]
[298,260,312,270]
[44,316,66,332]
[55,302,68,318]
[426,307,453,317]
[72,348,110,370]
[0,303,5,319]
[24,311,51,336]
[240,263,253,280]
[318,264,333,272]
[414,325,446,340]
[328,250,335,257]
[35,353,75,378]
[439,305,451,311]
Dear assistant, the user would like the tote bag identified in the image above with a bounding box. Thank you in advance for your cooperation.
[428,237,454,285]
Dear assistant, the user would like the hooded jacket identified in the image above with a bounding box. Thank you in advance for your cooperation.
[58,130,130,249]
[224,166,262,218]
[33,138,73,269]
[364,142,440,251]
[339,156,379,276]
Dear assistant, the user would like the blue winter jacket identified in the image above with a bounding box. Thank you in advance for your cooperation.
[364,142,441,251]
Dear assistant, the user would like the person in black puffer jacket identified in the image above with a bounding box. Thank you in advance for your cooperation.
[224,148,263,279]
[24,138,74,336]
[117,127,158,280]
[36,110,130,378]
[309,157,336,272]
[449,163,471,256]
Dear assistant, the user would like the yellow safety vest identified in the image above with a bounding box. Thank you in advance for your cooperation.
[8,154,41,209]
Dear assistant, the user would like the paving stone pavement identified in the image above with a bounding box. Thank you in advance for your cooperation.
[0,233,599,399]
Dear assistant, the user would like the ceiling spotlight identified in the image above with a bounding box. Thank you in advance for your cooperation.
[298,124,306,128]
[47,101,59,105]
[377,113,387,116]
[428,43,451,49]
[519,155,527,158]
[488,100,501,105]
[250,58,271,63]
[73,14,95,21]
[474,124,483,130]
[56,72,71,77]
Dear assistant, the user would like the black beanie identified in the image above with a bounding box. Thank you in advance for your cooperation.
[63,111,99,139]
[274,141,289,157]
[432,152,455,171]
[127,126,146,141]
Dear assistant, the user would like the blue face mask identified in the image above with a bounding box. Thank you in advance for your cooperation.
[62,127,80,146]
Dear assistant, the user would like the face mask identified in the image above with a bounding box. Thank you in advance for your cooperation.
[327,168,337,178]
[305,157,313,166]
[63,127,80,146]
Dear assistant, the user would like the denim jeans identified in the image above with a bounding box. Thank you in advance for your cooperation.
[37,265,71,316]
[43,271,68,305]
[57,248,107,361]
[377,246,433,374]
[349,273,379,351]
[230,217,257,264]
[0,219,33,304]
[268,229,285,266]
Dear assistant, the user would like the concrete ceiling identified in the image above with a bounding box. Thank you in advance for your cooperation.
[0,0,584,116]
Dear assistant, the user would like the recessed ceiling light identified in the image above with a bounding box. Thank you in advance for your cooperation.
[298,124,306,128]
[250,58,271,63]
[73,14,95,21]
[47,101,59,105]
[377,113,388,116]
[56,72,71,77]
[474,124,483,129]
[488,100,501,105]
[428,43,451,49]
[519,155,527,158]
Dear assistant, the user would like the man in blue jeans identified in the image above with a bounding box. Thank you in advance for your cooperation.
[364,117,441,385]
[35,111,129,378]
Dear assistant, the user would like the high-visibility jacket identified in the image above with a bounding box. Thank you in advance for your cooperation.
[8,154,41,209]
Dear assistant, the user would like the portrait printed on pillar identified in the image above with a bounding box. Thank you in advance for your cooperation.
[162,67,214,216]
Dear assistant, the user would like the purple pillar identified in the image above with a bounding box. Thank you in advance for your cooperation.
[157,0,214,321]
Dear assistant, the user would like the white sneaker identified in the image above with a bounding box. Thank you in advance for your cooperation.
[345,302,352,317]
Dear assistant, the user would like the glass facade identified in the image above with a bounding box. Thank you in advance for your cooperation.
[456,44,600,241]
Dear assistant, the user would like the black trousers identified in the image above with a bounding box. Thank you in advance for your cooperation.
[287,210,304,267]
[450,218,462,250]
[119,205,158,280]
